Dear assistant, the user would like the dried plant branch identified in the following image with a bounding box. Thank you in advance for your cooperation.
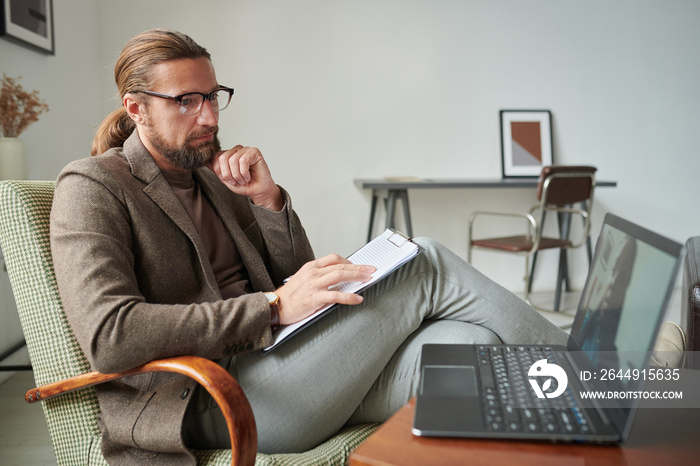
[0,74,50,138]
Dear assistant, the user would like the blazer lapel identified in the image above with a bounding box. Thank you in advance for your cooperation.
[123,132,220,294]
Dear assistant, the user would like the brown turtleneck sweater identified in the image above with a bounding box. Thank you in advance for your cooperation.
[162,169,252,300]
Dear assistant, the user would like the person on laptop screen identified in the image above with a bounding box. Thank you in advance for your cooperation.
[49,29,567,464]
[573,224,677,377]
[575,235,637,364]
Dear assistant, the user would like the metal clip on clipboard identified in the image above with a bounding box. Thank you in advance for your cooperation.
[388,230,411,247]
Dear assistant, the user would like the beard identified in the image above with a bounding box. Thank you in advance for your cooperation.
[148,125,222,171]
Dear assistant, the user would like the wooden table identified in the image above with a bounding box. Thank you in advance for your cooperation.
[350,396,700,465]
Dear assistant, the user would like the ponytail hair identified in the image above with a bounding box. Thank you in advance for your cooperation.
[91,29,211,156]
[91,107,135,156]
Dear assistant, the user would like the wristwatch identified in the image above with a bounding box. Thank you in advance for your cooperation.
[264,292,281,331]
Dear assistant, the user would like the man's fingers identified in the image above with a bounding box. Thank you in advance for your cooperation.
[322,290,364,306]
[307,256,375,286]
[208,146,247,184]
[235,147,265,184]
[313,253,376,272]
[313,254,352,268]
[236,151,253,184]
[317,266,375,292]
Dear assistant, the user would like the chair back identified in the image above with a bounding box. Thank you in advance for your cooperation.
[533,166,597,251]
[0,180,106,465]
[536,165,597,206]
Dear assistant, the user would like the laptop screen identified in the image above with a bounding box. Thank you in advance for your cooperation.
[567,214,682,436]
[569,214,682,378]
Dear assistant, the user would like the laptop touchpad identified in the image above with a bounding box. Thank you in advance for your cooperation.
[421,365,478,397]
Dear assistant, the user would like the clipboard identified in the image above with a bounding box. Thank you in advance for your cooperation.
[263,229,423,352]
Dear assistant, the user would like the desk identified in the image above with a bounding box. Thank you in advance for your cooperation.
[350,370,700,465]
[354,178,617,242]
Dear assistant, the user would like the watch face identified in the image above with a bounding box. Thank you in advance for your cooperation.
[264,292,279,304]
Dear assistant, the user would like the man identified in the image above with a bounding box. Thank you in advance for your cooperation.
[51,29,566,465]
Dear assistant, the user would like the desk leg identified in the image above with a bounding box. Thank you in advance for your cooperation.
[586,238,592,263]
[385,191,397,230]
[553,211,576,312]
[398,190,413,237]
[529,213,570,311]
[557,211,572,293]
[581,201,593,263]
[367,191,379,242]
[528,215,546,294]
[385,189,413,237]
[367,189,414,241]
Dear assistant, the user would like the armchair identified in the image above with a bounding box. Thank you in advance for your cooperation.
[0,180,378,466]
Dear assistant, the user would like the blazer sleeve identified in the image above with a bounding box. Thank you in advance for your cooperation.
[50,169,276,374]
[249,186,315,287]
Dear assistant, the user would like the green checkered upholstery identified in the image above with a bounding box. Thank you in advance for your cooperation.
[0,180,378,465]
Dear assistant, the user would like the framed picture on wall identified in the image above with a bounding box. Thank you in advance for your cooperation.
[0,0,54,54]
[500,110,552,178]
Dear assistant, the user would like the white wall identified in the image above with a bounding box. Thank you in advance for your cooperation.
[3,0,699,297]
[0,0,102,378]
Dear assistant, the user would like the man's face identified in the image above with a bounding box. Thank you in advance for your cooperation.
[137,57,222,171]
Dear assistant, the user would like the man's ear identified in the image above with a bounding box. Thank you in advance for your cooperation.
[124,94,145,125]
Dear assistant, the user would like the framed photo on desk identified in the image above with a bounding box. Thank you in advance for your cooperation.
[500,110,552,178]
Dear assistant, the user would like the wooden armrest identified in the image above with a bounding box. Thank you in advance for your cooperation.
[25,355,257,466]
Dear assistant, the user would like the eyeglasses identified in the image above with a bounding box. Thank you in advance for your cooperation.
[133,87,234,115]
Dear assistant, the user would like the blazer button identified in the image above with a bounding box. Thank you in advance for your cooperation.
[180,388,190,399]
[237,344,246,354]
[224,347,233,356]
[245,342,254,351]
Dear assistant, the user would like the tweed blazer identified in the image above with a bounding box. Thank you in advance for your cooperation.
[50,131,315,465]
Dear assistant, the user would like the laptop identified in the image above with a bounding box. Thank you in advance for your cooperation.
[413,213,683,443]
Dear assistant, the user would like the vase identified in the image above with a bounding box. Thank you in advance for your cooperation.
[0,138,27,180]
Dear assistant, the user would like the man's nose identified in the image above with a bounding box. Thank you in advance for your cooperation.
[197,99,219,125]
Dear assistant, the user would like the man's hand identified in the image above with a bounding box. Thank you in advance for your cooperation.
[275,255,377,325]
[207,145,284,211]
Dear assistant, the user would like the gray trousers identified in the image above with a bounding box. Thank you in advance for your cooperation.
[183,238,568,453]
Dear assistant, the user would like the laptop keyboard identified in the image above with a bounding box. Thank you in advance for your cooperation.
[477,345,592,435]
